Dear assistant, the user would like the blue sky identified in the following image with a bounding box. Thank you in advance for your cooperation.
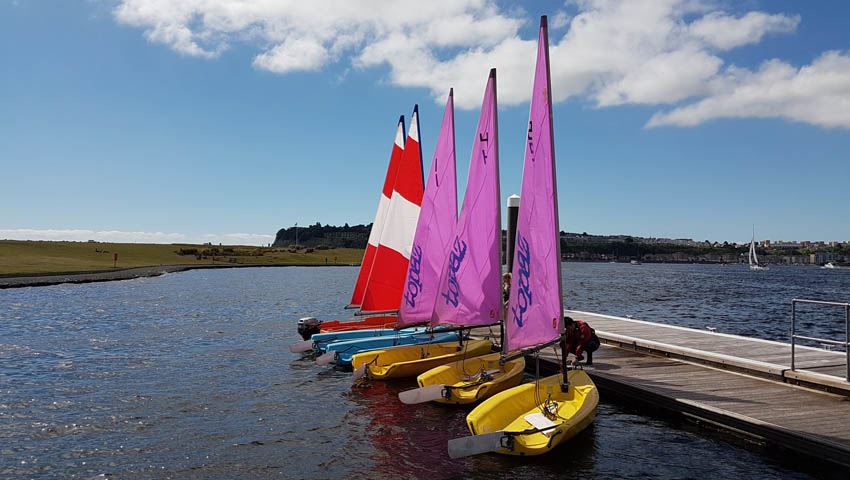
[1,0,849,245]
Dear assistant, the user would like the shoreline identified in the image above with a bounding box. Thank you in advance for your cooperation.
[0,263,357,289]
[3,259,839,290]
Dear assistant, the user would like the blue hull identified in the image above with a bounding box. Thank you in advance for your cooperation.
[327,331,461,366]
[312,327,424,353]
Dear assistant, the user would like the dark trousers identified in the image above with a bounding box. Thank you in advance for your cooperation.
[584,334,600,365]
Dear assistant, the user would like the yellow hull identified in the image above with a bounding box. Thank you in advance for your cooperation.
[351,339,493,380]
[415,352,525,404]
[465,370,598,456]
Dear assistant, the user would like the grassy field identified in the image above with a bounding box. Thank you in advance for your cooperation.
[0,240,364,276]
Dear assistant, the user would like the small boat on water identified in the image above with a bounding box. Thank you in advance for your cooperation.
[298,115,412,340]
[289,326,425,353]
[822,262,839,269]
[297,316,397,340]
[447,17,597,458]
[395,71,523,400]
[320,330,461,367]
[455,370,598,457]
[293,113,423,342]
[405,352,525,405]
[313,106,428,366]
[352,85,503,381]
[748,227,769,271]
[352,339,493,380]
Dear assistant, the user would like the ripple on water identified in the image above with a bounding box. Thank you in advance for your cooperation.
[0,265,848,479]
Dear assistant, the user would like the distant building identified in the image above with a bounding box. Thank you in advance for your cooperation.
[770,241,805,250]
[811,252,836,265]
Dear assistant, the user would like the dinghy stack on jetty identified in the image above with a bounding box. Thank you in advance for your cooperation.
[289,16,598,458]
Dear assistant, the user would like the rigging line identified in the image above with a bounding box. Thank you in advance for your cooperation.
[460,329,471,377]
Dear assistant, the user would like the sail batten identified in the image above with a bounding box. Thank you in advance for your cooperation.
[398,92,458,327]
[432,70,502,328]
[505,17,562,353]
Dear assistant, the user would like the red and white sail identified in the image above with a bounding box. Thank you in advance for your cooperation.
[359,106,425,314]
[348,116,406,308]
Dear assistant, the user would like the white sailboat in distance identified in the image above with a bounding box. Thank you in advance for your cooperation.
[749,227,768,271]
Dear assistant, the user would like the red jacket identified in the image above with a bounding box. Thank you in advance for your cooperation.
[563,320,595,358]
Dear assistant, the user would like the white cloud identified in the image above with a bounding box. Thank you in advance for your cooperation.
[202,232,276,245]
[648,52,850,128]
[0,229,274,245]
[253,36,329,73]
[112,0,850,128]
[689,11,800,51]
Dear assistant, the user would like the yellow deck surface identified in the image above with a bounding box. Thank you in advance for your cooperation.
[416,352,525,404]
[351,339,493,380]
[465,370,598,456]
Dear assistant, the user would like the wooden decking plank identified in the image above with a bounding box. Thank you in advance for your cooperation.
[473,311,850,465]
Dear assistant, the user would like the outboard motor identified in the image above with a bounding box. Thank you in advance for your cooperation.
[297,317,322,340]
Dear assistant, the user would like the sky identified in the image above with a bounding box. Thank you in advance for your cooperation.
[1,0,849,245]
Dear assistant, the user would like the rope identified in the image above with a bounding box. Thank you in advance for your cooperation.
[532,347,569,422]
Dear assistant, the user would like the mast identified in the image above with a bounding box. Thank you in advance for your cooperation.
[544,15,562,330]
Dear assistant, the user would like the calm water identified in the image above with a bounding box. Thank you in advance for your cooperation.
[1,263,848,479]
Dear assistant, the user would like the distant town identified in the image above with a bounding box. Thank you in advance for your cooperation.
[558,232,848,265]
[275,223,850,266]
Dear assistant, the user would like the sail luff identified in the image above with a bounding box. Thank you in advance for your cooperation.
[543,15,564,332]
[397,92,458,327]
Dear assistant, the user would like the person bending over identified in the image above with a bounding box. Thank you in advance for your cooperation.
[562,316,600,366]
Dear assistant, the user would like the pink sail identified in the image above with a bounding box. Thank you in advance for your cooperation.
[397,91,458,327]
[432,70,501,328]
[505,16,563,353]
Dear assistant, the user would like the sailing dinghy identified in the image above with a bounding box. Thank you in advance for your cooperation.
[401,352,525,405]
[319,329,462,367]
[314,105,449,366]
[395,73,524,398]
[293,116,409,342]
[289,326,425,353]
[352,76,505,381]
[748,227,768,271]
[447,16,598,458]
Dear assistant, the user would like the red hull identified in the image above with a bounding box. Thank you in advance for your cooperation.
[320,316,398,333]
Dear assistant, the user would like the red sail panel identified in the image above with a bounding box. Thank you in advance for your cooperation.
[359,106,425,313]
[347,116,406,308]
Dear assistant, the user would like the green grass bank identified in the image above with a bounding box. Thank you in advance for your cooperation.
[0,240,363,276]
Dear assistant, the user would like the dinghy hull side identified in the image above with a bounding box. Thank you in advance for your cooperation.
[416,352,525,404]
[326,331,460,366]
[319,316,398,334]
[351,339,493,380]
[465,370,598,456]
